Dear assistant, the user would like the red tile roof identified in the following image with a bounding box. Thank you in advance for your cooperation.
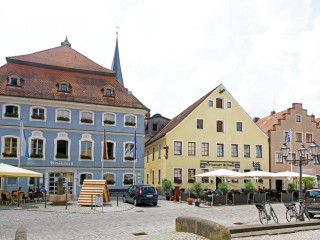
[145,87,218,146]
[0,46,148,110]
[256,110,288,134]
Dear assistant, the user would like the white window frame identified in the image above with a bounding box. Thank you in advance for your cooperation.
[243,144,251,158]
[101,140,116,162]
[216,119,225,133]
[236,121,243,132]
[231,143,239,158]
[2,104,20,120]
[103,112,116,126]
[79,110,94,125]
[79,172,93,186]
[103,172,116,186]
[227,101,232,109]
[255,144,263,158]
[56,108,71,123]
[275,151,283,164]
[306,132,313,143]
[295,132,303,143]
[122,172,136,186]
[152,147,155,161]
[215,97,224,109]
[173,140,183,156]
[296,114,302,123]
[28,131,46,160]
[243,168,251,183]
[79,134,94,162]
[187,141,196,156]
[216,143,224,157]
[7,75,21,86]
[123,141,136,162]
[30,106,46,122]
[173,167,183,184]
[158,144,161,159]
[208,100,213,107]
[187,168,196,183]
[158,168,161,184]
[196,118,204,130]
[1,135,20,159]
[146,150,149,163]
[54,132,71,161]
[201,142,210,157]
[124,114,137,128]
[200,168,210,184]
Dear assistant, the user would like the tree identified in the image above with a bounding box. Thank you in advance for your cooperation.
[218,182,229,195]
[296,177,315,190]
[191,182,203,202]
[161,179,173,197]
[287,183,297,193]
[245,181,254,194]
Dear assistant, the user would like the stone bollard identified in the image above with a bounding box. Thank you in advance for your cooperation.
[15,227,27,240]
[176,216,231,240]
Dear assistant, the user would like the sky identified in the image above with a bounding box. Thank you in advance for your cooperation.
[1,0,320,120]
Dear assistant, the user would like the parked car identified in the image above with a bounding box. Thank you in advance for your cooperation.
[304,188,320,218]
[122,185,158,206]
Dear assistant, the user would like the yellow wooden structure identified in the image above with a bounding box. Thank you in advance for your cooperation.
[77,180,110,205]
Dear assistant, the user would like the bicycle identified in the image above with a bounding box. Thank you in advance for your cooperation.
[300,200,311,221]
[255,201,279,224]
[284,203,298,222]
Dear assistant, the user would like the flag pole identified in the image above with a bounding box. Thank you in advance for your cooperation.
[133,127,137,185]
[290,129,293,172]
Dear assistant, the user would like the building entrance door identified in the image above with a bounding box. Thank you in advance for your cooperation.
[215,177,222,190]
[49,172,73,194]
[275,179,283,191]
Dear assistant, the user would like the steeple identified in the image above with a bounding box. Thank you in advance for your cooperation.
[111,32,124,85]
[61,36,71,47]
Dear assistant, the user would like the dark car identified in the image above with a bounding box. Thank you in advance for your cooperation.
[304,188,320,218]
[122,185,158,206]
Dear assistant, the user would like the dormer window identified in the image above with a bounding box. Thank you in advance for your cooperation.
[102,86,114,97]
[106,89,112,96]
[61,84,67,92]
[7,75,21,87]
[57,82,71,93]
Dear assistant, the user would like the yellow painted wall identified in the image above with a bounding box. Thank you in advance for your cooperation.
[145,85,269,191]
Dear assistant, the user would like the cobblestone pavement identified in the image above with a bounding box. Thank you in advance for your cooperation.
[0,199,318,239]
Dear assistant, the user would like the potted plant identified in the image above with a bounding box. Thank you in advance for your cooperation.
[191,182,203,207]
[188,178,195,183]
[162,179,173,200]
[287,183,297,193]
[187,198,193,205]
[125,121,136,126]
[245,181,255,204]
[104,120,115,125]
[174,177,182,184]
[124,156,134,160]
[218,182,229,195]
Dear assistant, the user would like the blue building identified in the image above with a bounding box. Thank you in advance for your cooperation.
[0,37,149,195]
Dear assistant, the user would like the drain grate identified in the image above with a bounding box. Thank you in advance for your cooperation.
[132,232,147,236]
[233,222,244,225]
[136,210,144,212]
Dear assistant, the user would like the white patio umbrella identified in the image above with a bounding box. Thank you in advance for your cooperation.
[272,171,314,179]
[0,163,43,177]
[243,170,277,179]
[195,169,245,178]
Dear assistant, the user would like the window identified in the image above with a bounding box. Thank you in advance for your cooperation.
[152,147,155,161]
[106,142,115,160]
[284,131,289,142]
[61,84,68,92]
[306,133,313,143]
[217,143,224,157]
[152,124,157,131]
[231,169,239,183]
[56,140,68,159]
[80,111,93,124]
[275,152,283,163]
[236,122,243,132]
[31,107,45,120]
[197,119,204,129]
[216,98,223,109]
[104,113,115,125]
[256,145,262,158]
[158,144,161,159]
[57,109,70,122]
[208,100,213,107]
[295,133,302,143]
[288,153,297,161]
[244,169,251,183]
[201,169,209,183]
[106,89,112,96]
[103,173,115,185]
[146,173,149,184]
[173,168,182,183]
[4,105,19,118]
[296,115,301,122]
[9,76,20,86]
[158,169,161,184]
[146,150,149,163]
[227,102,232,108]
[103,87,114,97]
[201,142,209,156]
[125,115,136,127]
[152,170,155,184]
[244,145,250,158]
[188,142,196,156]
[231,144,238,157]
[3,137,18,157]
[80,173,92,185]
[174,141,182,155]
[124,142,134,160]
[8,177,17,185]
[80,141,92,160]
[188,169,196,183]
[123,173,134,185]
[31,139,43,158]
[217,120,224,132]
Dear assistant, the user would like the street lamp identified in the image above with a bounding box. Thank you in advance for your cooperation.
[280,140,320,221]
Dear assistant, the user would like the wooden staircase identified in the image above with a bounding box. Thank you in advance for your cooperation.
[77,180,110,205]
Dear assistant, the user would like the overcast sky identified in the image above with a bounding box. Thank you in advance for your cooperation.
[1,0,320,120]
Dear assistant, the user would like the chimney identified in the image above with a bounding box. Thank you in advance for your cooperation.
[145,112,151,118]
[271,110,276,115]
[311,114,315,122]
[253,117,260,123]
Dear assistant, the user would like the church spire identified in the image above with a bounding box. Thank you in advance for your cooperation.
[111,31,124,85]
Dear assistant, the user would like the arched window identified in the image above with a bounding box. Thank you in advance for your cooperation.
[56,109,71,122]
[2,136,18,158]
[30,106,46,121]
[79,173,93,185]
[7,75,21,87]
[123,173,135,185]
[54,132,70,160]
[29,131,45,159]
[80,111,93,124]
[103,113,116,125]
[124,114,136,127]
[103,173,116,185]
[79,134,94,161]
[124,142,134,161]
[3,104,19,119]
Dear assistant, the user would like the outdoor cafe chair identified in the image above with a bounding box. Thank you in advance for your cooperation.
[1,193,10,205]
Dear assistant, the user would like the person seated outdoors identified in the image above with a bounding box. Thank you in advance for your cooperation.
[27,186,34,200]
[40,186,47,201]
[4,190,11,201]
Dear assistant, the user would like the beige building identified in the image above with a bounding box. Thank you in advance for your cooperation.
[256,103,320,190]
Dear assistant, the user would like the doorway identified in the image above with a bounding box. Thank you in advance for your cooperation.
[48,172,73,194]
[275,179,283,191]
[215,177,222,190]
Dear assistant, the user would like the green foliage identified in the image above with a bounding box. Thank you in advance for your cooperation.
[191,182,203,199]
[296,177,315,190]
[162,179,173,193]
[245,181,255,194]
[218,182,229,195]
[287,183,297,193]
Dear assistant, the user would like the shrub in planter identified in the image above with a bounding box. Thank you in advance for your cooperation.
[107,180,115,185]
[5,112,18,118]
[56,153,68,159]
[30,153,43,158]
[104,156,115,160]
[80,155,92,160]
[187,198,193,205]
[188,179,195,183]
[125,121,136,126]
[2,152,17,157]
[162,179,173,200]
[124,179,133,185]
[218,182,229,195]
[57,116,69,121]
[174,178,182,184]
[287,183,297,193]
[191,182,203,206]
[245,181,254,203]
[104,120,115,125]
[124,156,134,160]
[31,114,45,120]
[80,118,93,123]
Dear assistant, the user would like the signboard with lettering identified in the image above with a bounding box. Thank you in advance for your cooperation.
[254,163,261,171]
[200,163,206,168]
[235,164,240,169]
[95,194,103,207]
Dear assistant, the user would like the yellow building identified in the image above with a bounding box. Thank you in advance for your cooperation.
[144,84,269,190]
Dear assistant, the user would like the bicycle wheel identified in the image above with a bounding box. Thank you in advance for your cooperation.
[304,207,311,221]
[270,208,279,223]
[286,208,296,222]
[259,210,268,224]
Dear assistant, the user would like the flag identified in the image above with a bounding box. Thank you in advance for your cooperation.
[104,128,108,160]
[134,129,137,160]
[20,120,29,158]
[285,131,291,145]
